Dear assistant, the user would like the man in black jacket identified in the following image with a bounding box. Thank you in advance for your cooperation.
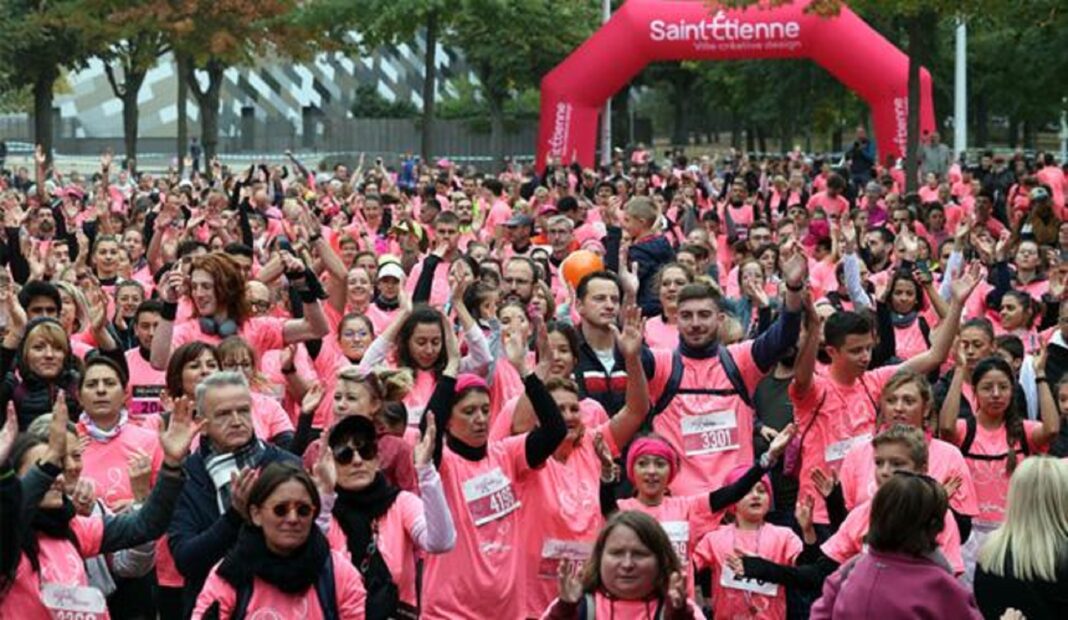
[166,371,298,618]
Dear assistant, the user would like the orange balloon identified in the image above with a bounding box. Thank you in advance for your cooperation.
[560,250,604,290]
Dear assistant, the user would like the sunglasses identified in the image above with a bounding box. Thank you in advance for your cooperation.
[270,501,315,519]
[332,441,377,465]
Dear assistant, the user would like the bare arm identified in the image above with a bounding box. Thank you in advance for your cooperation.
[1031,343,1062,447]
[902,261,980,376]
[792,294,822,397]
[938,363,966,443]
[607,305,650,447]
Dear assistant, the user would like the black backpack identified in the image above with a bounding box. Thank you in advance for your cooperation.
[959,416,1030,462]
[651,347,753,418]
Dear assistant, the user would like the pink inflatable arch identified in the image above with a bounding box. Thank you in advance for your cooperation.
[537,0,935,167]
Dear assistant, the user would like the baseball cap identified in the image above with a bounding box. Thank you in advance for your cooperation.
[505,213,534,228]
[377,261,405,282]
[1030,187,1051,202]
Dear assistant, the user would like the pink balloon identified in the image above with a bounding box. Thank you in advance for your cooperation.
[538,0,935,167]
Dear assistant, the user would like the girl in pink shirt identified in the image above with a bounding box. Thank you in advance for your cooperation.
[938,355,1059,583]
[193,463,367,620]
[541,511,705,619]
[216,336,296,446]
[322,413,455,614]
[993,291,1042,354]
[420,326,568,620]
[643,263,692,351]
[695,466,803,620]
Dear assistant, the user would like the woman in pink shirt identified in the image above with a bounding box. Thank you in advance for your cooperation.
[216,336,296,447]
[993,291,1042,353]
[643,263,693,350]
[420,327,568,619]
[322,413,455,617]
[541,511,704,619]
[938,354,1059,583]
[4,388,197,620]
[839,370,978,519]
[193,463,367,619]
[150,252,330,371]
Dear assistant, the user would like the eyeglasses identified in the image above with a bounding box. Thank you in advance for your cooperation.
[332,441,377,465]
[270,501,315,519]
[503,277,532,286]
[341,329,370,340]
[249,300,271,311]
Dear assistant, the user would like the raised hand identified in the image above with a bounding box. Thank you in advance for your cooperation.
[666,571,687,611]
[160,269,187,304]
[618,257,639,301]
[443,319,461,374]
[592,432,619,481]
[767,423,796,460]
[1033,338,1049,375]
[301,382,325,416]
[810,467,837,498]
[45,390,69,467]
[610,303,644,358]
[414,414,436,468]
[503,327,529,375]
[950,260,982,304]
[795,494,815,533]
[311,443,336,497]
[532,315,555,381]
[781,250,808,289]
[942,474,963,500]
[34,144,47,167]
[229,467,257,519]
[159,395,203,467]
[128,448,153,501]
[100,150,113,171]
[0,403,18,465]
[557,559,584,604]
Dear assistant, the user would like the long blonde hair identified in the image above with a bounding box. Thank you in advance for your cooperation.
[978,457,1068,582]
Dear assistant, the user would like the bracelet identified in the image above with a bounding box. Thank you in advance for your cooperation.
[161,301,178,321]
[298,288,316,304]
[1035,376,1047,383]
[281,366,296,375]
[785,281,804,293]
[309,234,322,243]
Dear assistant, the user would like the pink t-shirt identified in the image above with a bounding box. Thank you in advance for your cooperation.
[952,419,1046,524]
[646,343,766,496]
[250,391,295,441]
[522,423,620,616]
[540,594,706,619]
[402,370,437,433]
[790,364,900,524]
[125,348,166,421]
[694,523,802,620]
[807,191,849,218]
[191,550,366,620]
[617,494,722,597]
[404,257,451,309]
[2,516,105,620]
[821,499,964,575]
[840,436,978,517]
[422,435,533,619]
[78,424,164,509]
[170,316,286,353]
[643,315,679,351]
[326,492,425,606]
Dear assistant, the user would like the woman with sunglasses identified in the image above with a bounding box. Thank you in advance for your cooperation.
[192,462,367,619]
[319,412,454,619]
[420,325,567,619]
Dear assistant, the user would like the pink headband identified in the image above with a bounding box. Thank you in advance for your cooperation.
[722,464,774,512]
[626,436,678,484]
[455,373,488,395]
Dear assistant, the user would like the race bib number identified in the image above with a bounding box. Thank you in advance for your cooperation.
[660,521,690,562]
[720,565,779,596]
[680,411,739,456]
[41,583,107,620]
[407,405,426,427]
[130,385,164,417]
[824,433,872,463]
[537,539,593,578]
[462,467,520,526]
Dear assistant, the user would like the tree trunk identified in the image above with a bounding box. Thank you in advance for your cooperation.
[1007,117,1019,148]
[756,126,768,154]
[730,113,741,149]
[176,53,189,173]
[488,95,505,169]
[975,93,988,147]
[121,71,147,169]
[186,60,225,162]
[671,85,687,146]
[745,126,756,153]
[1023,120,1035,150]
[904,14,929,194]
[420,9,439,161]
[33,67,58,165]
[831,126,843,152]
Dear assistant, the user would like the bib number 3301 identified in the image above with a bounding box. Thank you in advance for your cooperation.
[462,467,520,526]
[681,411,739,456]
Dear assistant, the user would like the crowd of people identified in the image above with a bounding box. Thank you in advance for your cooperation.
[0,135,1066,620]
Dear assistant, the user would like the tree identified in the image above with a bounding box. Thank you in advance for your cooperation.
[0,0,105,163]
[350,84,418,118]
[444,0,598,165]
[122,0,327,162]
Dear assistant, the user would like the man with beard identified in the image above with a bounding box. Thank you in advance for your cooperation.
[503,213,535,258]
[502,255,537,305]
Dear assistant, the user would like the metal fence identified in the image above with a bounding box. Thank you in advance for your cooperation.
[0,114,539,164]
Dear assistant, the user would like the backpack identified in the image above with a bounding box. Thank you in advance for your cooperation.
[959,416,1030,462]
[651,347,753,418]
[228,554,339,620]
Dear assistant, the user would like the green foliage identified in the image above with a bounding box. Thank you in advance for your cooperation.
[350,83,419,118]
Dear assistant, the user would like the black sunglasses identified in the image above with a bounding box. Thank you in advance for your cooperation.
[332,441,377,465]
[270,501,314,519]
